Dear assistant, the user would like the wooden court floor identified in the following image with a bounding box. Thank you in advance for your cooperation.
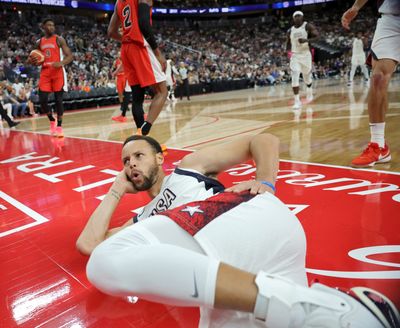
[5,76,400,172]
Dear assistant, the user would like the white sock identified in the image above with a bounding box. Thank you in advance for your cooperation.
[370,122,385,148]
[294,94,300,102]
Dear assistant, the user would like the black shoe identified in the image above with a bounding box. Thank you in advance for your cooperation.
[9,121,20,128]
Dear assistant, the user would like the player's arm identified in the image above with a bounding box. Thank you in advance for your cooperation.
[107,3,122,42]
[27,40,41,65]
[341,0,368,30]
[76,171,136,256]
[179,133,279,192]
[54,36,73,67]
[138,0,166,71]
[286,29,291,52]
[305,23,320,44]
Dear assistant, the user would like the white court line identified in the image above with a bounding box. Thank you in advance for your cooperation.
[306,268,400,279]
[0,190,49,238]
[281,159,400,176]
[6,130,400,176]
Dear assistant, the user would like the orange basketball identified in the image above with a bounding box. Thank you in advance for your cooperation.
[29,49,45,65]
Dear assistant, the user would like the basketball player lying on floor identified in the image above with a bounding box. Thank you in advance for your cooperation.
[77,134,399,328]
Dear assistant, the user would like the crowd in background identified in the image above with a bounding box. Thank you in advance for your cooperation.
[0,4,377,117]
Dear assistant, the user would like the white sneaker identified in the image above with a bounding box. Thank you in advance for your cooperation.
[253,272,399,328]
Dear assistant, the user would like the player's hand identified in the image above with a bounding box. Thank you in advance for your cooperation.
[27,56,39,66]
[52,62,63,68]
[225,180,275,195]
[154,48,167,72]
[341,7,358,30]
[298,38,308,44]
[112,170,137,195]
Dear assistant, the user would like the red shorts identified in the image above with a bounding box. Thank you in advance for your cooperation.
[121,42,166,88]
[116,75,127,94]
[39,68,67,92]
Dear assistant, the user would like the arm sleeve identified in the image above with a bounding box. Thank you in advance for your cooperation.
[138,3,158,50]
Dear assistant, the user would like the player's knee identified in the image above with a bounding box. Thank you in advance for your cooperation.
[371,71,390,90]
[258,133,280,148]
[86,243,147,296]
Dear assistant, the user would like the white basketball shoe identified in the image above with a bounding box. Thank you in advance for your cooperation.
[253,272,399,328]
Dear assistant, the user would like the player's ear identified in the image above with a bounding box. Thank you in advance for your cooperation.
[156,152,164,166]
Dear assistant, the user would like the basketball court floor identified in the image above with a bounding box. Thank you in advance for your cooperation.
[1,77,399,327]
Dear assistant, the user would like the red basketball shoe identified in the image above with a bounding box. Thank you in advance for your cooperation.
[112,115,127,123]
[351,142,391,168]
[50,121,57,136]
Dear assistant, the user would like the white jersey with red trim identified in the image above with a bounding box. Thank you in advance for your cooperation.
[134,168,224,222]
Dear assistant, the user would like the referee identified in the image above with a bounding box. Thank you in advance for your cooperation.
[178,62,190,101]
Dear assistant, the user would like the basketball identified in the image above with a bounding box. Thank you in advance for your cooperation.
[29,49,45,65]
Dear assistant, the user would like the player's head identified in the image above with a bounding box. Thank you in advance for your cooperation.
[41,18,56,36]
[356,31,363,39]
[292,11,304,26]
[122,135,164,191]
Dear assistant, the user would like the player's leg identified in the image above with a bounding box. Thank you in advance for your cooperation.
[349,63,357,85]
[39,90,56,135]
[301,56,313,102]
[142,81,168,135]
[116,76,124,103]
[54,90,64,138]
[0,102,19,128]
[87,215,218,307]
[51,70,67,138]
[350,14,399,167]
[112,77,128,122]
[290,55,302,109]
[361,64,370,82]
[120,91,130,118]
[130,85,145,134]
[133,44,167,135]
[120,44,145,134]
[87,207,398,327]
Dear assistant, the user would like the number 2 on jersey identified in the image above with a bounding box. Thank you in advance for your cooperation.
[123,5,132,29]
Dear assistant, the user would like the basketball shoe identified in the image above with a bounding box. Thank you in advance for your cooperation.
[351,142,391,168]
[112,115,127,123]
[306,87,313,102]
[50,121,57,136]
[254,272,399,328]
[55,126,64,138]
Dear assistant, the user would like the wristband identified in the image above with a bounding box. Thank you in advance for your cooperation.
[260,181,276,192]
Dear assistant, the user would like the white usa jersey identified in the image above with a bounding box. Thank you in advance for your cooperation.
[134,168,224,222]
[379,0,400,15]
[352,38,365,56]
[290,22,310,54]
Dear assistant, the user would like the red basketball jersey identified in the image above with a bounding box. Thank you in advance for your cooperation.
[39,35,61,67]
[116,0,152,45]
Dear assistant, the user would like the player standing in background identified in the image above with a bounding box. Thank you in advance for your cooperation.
[286,11,319,109]
[112,54,127,106]
[29,18,73,138]
[348,31,370,86]
[107,0,167,136]
[342,0,399,167]
[166,58,178,101]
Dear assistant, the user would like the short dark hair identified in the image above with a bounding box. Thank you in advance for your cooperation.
[42,18,55,25]
[123,135,162,154]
